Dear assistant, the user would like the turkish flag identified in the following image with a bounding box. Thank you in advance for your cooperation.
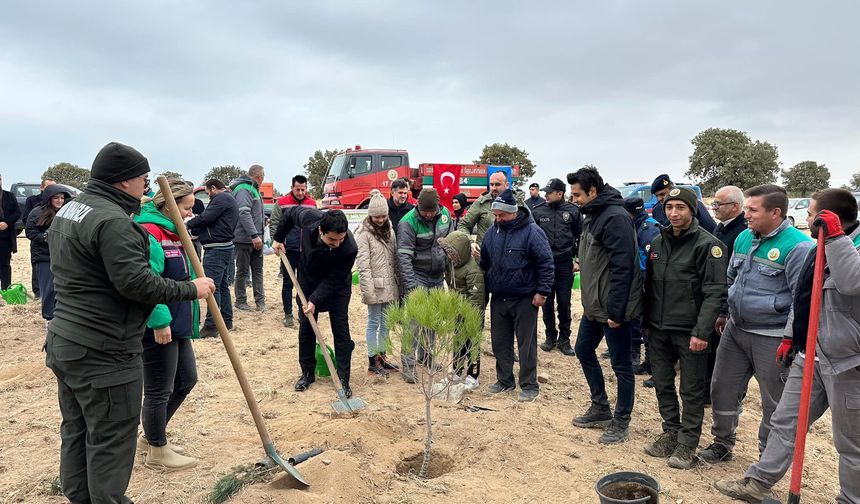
[432,164,461,212]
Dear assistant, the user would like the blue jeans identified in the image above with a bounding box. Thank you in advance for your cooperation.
[365,303,391,356]
[202,246,233,329]
[36,261,56,320]
[575,315,635,423]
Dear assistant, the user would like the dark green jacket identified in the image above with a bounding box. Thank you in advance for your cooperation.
[48,179,198,355]
[441,230,486,316]
[644,218,728,340]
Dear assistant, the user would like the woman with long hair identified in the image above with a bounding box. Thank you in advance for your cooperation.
[25,184,71,322]
[355,189,400,375]
[134,179,200,471]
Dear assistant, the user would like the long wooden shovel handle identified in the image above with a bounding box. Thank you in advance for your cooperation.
[156,177,276,450]
[277,251,346,391]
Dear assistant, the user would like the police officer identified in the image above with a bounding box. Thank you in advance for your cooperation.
[45,142,215,503]
[533,178,581,355]
[642,187,727,469]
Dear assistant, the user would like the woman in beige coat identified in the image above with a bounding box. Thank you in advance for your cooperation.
[355,190,400,375]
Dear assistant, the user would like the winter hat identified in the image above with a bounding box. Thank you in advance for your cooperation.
[368,189,389,217]
[662,187,698,216]
[650,174,672,194]
[529,182,540,190]
[623,196,645,214]
[491,189,518,213]
[91,142,151,184]
[418,187,440,212]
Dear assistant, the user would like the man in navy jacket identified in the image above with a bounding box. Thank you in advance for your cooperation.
[187,179,239,336]
[480,189,554,402]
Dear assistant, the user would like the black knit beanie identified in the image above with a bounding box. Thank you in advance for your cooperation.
[90,142,151,184]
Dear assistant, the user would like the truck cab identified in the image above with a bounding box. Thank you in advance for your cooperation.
[321,146,418,209]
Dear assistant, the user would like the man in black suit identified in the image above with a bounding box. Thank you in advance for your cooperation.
[708,185,748,404]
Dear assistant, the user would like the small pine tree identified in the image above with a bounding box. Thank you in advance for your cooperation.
[386,288,483,478]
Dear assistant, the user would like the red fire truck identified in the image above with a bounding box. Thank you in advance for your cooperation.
[320,146,519,209]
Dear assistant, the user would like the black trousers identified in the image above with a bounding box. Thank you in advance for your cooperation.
[280,251,300,318]
[32,262,41,297]
[0,240,11,290]
[298,295,355,382]
[490,296,539,391]
[45,332,140,504]
[141,338,198,447]
[705,329,722,400]
[542,261,574,346]
[650,328,709,448]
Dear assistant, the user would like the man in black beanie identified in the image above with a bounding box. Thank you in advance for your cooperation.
[45,141,216,503]
[650,174,716,233]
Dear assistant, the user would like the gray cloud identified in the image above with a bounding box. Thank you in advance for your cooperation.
[1,0,859,191]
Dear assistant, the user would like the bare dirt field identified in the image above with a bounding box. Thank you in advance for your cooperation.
[0,236,840,503]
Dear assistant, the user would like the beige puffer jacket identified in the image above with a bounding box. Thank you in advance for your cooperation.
[355,219,399,305]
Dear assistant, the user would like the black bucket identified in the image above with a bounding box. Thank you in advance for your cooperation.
[595,471,660,504]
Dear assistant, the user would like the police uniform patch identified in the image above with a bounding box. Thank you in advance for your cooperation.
[669,188,681,197]
[711,246,723,258]
[562,211,571,222]
[768,248,780,261]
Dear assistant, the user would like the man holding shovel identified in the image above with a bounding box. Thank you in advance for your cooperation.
[45,142,215,503]
[272,207,358,397]
[715,188,860,504]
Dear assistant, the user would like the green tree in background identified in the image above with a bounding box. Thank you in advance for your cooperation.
[203,165,245,186]
[475,143,535,190]
[42,162,90,189]
[304,149,338,199]
[686,128,779,194]
[159,170,185,181]
[781,161,830,196]
[848,172,860,191]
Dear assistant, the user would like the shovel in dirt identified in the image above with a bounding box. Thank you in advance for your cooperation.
[760,232,827,504]
[277,251,366,414]
[156,177,308,487]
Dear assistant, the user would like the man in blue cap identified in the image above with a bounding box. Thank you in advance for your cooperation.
[650,174,716,233]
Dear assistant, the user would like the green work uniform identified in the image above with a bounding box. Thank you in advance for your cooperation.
[46,179,198,503]
[645,218,728,448]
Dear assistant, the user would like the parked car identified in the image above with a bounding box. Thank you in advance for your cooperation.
[786,198,810,228]
[617,182,705,213]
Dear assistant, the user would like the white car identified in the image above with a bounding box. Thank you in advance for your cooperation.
[786,198,810,228]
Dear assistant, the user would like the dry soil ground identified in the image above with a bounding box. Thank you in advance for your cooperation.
[0,237,841,503]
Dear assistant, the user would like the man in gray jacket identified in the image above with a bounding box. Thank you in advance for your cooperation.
[715,188,860,504]
[701,184,814,463]
[232,164,266,311]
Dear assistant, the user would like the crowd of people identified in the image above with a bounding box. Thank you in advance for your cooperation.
[2,140,857,503]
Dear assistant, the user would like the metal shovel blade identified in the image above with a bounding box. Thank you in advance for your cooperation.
[332,390,367,414]
[264,443,309,486]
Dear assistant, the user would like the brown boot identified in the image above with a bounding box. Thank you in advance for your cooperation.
[144,445,198,472]
[713,478,772,503]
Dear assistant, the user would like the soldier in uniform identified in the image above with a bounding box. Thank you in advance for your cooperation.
[642,187,727,469]
[45,142,214,503]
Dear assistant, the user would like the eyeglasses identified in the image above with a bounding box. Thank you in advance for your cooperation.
[711,201,737,209]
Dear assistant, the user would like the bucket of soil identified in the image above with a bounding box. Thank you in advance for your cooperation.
[595,471,660,504]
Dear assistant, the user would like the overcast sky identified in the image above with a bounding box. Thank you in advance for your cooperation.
[2,1,859,192]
